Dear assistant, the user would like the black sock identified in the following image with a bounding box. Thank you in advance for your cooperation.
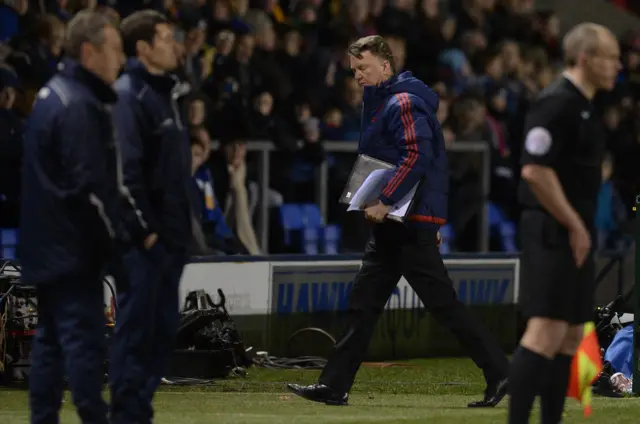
[508,345,552,424]
[540,354,573,424]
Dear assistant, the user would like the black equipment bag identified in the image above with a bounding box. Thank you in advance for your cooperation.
[169,289,251,379]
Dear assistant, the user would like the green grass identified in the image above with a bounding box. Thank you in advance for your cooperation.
[1,358,639,423]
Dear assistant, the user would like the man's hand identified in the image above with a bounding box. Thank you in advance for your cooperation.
[362,201,390,223]
[568,222,591,268]
[436,231,442,246]
[144,233,158,250]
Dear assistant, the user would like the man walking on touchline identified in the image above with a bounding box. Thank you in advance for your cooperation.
[287,35,509,408]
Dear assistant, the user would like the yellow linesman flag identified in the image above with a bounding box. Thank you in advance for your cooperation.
[566,322,603,417]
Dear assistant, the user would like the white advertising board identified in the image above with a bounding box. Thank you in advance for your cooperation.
[104,256,520,317]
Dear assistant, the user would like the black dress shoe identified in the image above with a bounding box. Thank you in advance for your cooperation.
[468,378,508,408]
[287,383,349,406]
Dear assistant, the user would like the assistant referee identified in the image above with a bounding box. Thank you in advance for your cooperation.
[509,23,621,424]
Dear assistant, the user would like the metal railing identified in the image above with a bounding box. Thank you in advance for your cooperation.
[212,140,491,253]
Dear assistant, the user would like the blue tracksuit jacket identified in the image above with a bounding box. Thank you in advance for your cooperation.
[19,59,124,284]
[113,59,193,251]
[359,71,449,229]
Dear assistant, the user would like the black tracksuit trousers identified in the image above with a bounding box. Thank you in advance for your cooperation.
[318,222,509,393]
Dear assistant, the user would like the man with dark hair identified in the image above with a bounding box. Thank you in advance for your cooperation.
[509,23,621,424]
[19,9,125,424]
[287,35,509,408]
[108,9,192,424]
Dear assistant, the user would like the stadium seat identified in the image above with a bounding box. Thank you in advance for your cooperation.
[488,203,505,228]
[0,228,18,246]
[298,204,325,254]
[439,224,453,254]
[1,247,16,260]
[499,221,518,253]
[487,203,517,252]
[300,203,324,228]
[323,225,341,254]
[303,227,319,255]
[0,228,18,260]
[279,204,304,247]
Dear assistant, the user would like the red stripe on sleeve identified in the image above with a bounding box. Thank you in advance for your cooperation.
[382,93,418,198]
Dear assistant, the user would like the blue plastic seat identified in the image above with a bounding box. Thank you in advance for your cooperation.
[323,225,341,255]
[487,203,516,252]
[488,203,505,227]
[499,221,517,252]
[280,204,303,229]
[0,228,18,246]
[280,204,304,246]
[300,203,323,228]
[1,247,16,260]
[303,227,319,255]
[439,224,453,254]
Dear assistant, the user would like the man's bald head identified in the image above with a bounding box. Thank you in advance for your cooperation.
[562,23,620,91]
[563,23,615,67]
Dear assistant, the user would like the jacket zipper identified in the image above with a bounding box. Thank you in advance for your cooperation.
[171,93,184,130]
[104,105,124,190]
[105,104,148,231]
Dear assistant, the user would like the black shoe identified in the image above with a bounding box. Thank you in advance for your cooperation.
[287,383,349,406]
[468,378,508,408]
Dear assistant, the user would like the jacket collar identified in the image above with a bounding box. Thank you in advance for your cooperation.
[372,71,412,98]
[124,58,177,93]
[58,58,118,104]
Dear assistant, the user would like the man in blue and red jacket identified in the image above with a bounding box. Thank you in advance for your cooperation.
[287,35,509,408]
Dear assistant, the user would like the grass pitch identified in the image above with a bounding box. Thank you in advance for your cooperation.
[1,358,639,423]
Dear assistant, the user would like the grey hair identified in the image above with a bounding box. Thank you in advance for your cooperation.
[348,35,396,73]
[64,9,116,60]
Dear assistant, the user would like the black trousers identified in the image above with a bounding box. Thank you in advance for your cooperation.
[29,273,108,424]
[319,222,509,393]
[109,243,186,424]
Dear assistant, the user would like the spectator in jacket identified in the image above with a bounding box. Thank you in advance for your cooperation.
[190,126,249,255]
[19,10,125,424]
[109,10,192,424]
[212,130,263,254]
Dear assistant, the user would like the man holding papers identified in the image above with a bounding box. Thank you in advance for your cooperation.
[287,35,509,408]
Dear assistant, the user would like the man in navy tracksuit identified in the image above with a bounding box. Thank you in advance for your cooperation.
[288,35,509,408]
[108,10,192,424]
[19,11,125,424]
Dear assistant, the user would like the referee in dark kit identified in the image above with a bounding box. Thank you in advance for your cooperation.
[287,35,509,408]
[509,23,621,424]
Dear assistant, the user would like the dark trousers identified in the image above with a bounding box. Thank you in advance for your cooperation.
[108,243,186,424]
[318,222,509,393]
[29,274,108,424]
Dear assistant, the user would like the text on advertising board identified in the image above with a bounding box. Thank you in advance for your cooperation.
[271,260,518,314]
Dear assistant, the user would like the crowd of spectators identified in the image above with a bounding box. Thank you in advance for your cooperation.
[0,0,639,254]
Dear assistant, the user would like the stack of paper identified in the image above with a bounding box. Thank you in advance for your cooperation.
[346,168,418,221]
